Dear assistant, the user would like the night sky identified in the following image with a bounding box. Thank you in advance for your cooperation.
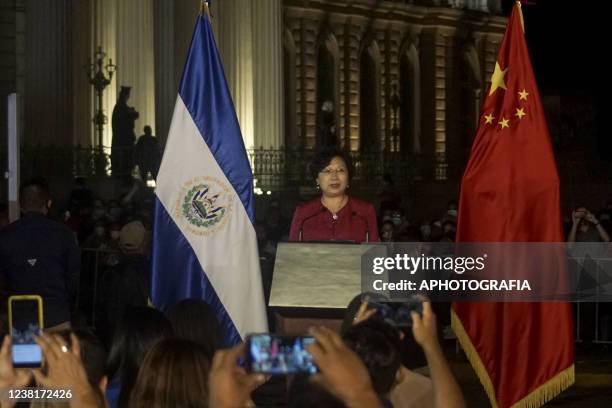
[502,0,602,93]
[501,0,609,161]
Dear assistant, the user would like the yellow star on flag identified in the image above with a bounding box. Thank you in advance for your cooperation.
[489,62,508,95]
[499,117,510,129]
[518,89,529,100]
[515,107,526,119]
[484,113,495,124]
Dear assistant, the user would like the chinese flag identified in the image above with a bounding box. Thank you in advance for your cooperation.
[451,2,574,408]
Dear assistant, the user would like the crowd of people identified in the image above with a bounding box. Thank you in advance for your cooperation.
[0,175,466,408]
[0,294,463,408]
[0,161,611,407]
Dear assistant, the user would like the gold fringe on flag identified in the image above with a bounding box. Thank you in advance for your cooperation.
[511,365,574,408]
[451,309,574,408]
[451,309,499,408]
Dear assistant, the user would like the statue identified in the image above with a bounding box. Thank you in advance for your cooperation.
[111,86,139,176]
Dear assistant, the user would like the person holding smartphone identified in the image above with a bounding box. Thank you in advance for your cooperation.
[208,327,384,408]
[347,297,465,408]
[567,207,610,243]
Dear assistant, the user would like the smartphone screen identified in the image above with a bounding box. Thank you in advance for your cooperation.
[246,334,318,375]
[10,298,42,368]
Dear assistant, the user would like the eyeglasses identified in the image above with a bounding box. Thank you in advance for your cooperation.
[320,168,346,175]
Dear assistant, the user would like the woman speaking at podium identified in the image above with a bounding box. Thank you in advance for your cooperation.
[289,147,379,243]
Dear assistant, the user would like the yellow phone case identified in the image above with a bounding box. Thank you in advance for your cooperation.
[8,295,44,333]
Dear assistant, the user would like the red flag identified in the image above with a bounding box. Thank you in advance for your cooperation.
[451,2,574,408]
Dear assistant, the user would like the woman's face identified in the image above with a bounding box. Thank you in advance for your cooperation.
[317,156,349,198]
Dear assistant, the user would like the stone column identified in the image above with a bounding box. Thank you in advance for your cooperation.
[116,0,156,140]
[252,0,283,150]
[71,0,93,147]
[215,0,254,149]
[24,0,72,146]
[154,0,175,148]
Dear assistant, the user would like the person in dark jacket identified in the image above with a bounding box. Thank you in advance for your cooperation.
[0,179,80,330]
[102,221,150,337]
[134,125,161,180]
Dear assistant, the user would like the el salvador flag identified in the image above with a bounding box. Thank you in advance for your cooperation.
[151,6,268,345]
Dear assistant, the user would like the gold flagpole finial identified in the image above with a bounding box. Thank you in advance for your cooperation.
[201,0,211,18]
[516,1,525,33]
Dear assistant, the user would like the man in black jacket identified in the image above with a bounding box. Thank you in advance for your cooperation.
[0,179,80,330]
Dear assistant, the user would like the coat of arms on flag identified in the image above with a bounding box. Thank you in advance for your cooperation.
[175,177,233,236]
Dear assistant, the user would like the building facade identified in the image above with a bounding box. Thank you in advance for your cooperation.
[282,0,506,181]
[0,0,505,189]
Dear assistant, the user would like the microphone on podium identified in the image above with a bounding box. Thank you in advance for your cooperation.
[298,207,326,242]
[352,211,370,243]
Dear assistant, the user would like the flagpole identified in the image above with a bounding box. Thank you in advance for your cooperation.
[516,1,525,33]
[201,0,211,18]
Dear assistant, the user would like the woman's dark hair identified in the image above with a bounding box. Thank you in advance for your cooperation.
[106,307,173,408]
[308,146,354,182]
[342,319,402,396]
[129,338,210,408]
[166,298,224,359]
[341,292,387,334]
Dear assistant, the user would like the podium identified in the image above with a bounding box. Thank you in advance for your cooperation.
[269,242,387,334]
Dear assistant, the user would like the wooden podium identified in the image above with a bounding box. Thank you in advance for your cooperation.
[269,242,387,334]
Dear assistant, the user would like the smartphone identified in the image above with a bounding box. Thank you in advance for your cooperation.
[369,298,423,329]
[8,295,43,368]
[245,334,318,375]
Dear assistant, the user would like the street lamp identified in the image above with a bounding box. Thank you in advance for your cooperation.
[85,46,116,174]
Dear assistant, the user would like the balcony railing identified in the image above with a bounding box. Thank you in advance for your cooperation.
[20,145,438,188]
[16,144,612,192]
[247,148,428,190]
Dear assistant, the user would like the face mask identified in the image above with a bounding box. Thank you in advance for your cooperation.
[110,231,120,240]
[94,227,105,237]
[392,216,401,226]
[447,209,458,217]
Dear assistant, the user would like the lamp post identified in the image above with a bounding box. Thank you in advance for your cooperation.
[85,46,116,174]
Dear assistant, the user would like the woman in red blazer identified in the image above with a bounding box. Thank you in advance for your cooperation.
[289,147,379,243]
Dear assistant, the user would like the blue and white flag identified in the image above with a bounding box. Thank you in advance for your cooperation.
[151,9,267,345]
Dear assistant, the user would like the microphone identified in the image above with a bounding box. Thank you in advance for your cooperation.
[352,211,370,243]
[298,207,326,242]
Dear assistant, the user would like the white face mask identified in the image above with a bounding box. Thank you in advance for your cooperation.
[447,209,458,217]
